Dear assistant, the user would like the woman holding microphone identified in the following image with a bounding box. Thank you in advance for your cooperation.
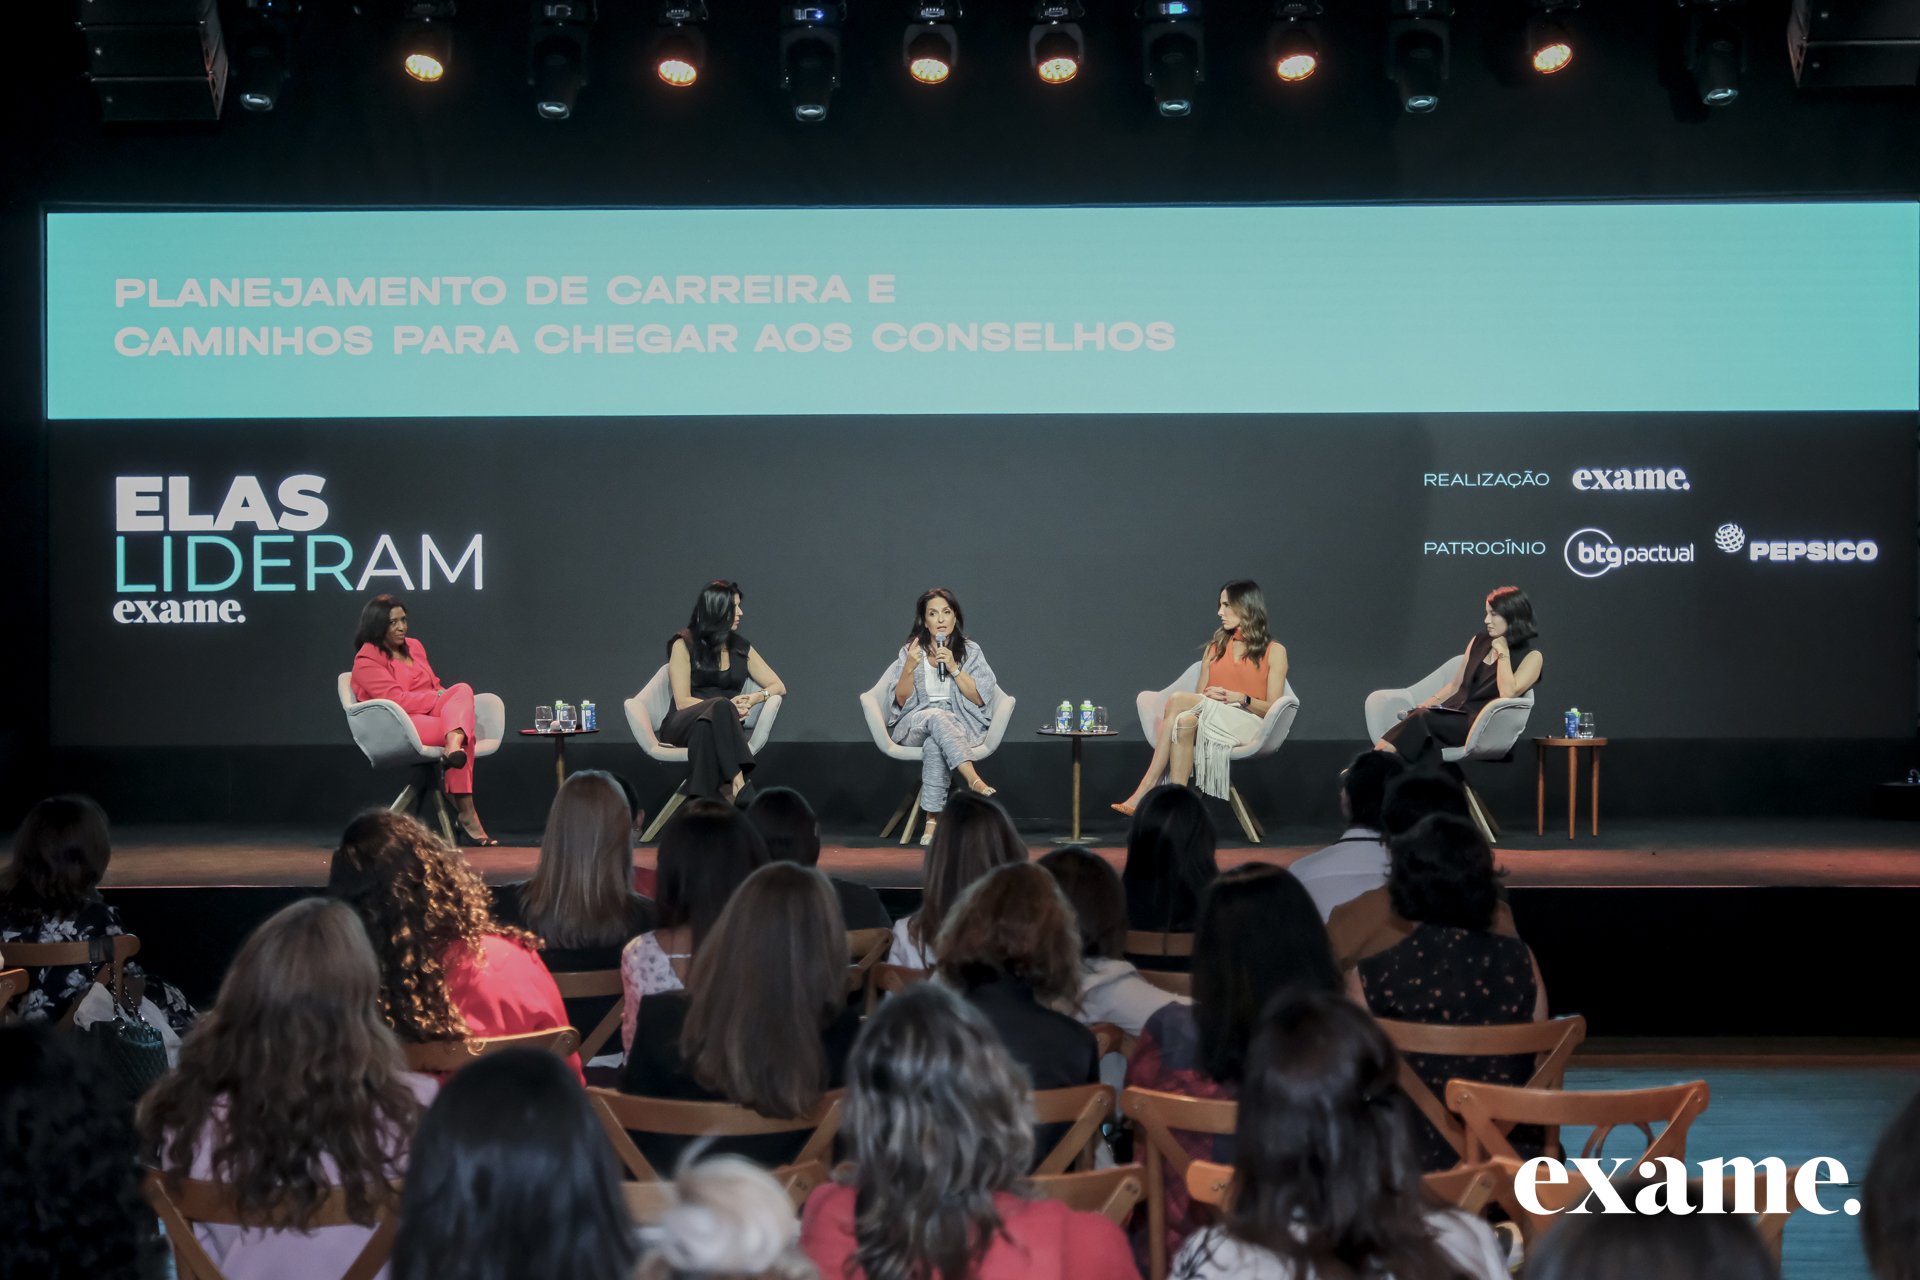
[882,588,1000,846]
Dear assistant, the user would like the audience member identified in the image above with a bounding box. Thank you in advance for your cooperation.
[391,1048,639,1280]
[1324,770,1517,967]
[496,770,656,1048]
[1525,1198,1779,1280]
[748,785,891,929]
[800,983,1139,1280]
[139,897,436,1279]
[621,862,860,1170]
[1171,989,1507,1280]
[1121,784,1219,935]
[0,794,197,1032]
[328,810,581,1079]
[1350,814,1546,1170]
[635,1155,818,1280]
[887,791,1025,968]
[0,1023,163,1278]
[1040,846,1189,1036]
[621,799,770,1051]
[1864,1086,1920,1280]
[1127,864,1340,1260]
[1285,750,1408,920]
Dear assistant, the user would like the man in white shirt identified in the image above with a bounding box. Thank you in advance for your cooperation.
[1288,751,1407,921]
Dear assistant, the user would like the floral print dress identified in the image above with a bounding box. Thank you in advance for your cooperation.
[0,893,199,1033]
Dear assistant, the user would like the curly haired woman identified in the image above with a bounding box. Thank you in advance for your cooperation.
[139,898,437,1278]
[328,810,581,1080]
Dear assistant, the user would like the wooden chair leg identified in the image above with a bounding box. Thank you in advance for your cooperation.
[1227,787,1261,844]
[641,786,689,843]
[1464,785,1498,846]
[879,789,916,839]
[430,792,457,846]
[1141,1124,1168,1280]
[390,783,418,812]
[897,796,924,846]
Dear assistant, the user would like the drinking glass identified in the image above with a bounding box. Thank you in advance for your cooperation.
[1094,705,1109,732]
[534,705,554,732]
[1579,711,1595,739]
[555,702,576,731]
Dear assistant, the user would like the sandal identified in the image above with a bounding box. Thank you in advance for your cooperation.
[1111,801,1137,818]
[455,827,500,847]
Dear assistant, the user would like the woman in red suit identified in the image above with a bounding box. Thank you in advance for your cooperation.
[351,594,495,846]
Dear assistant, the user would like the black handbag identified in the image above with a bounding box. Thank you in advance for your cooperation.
[75,937,171,1098]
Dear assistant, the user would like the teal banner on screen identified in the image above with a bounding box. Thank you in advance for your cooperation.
[44,203,1920,419]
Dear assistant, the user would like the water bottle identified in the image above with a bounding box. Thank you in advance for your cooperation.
[582,700,597,732]
[1078,700,1095,732]
[1055,700,1073,732]
[1564,707,1580,738]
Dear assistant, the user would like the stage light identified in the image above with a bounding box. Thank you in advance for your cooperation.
[1140,0,1204,116]
[1686,0,1746,105]
[1525,0,1576,74]
[1268,2,1323,83]
[1387,0,1449,112]
[400,1,455,83]
[1030,3,1086,85]
[231,0,300,112]
[529,0,593,119]
[781,4,844,121]
[905,3,961,85]
[652,1,707,88]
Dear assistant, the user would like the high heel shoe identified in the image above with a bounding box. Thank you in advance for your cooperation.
[442,748,468,770]
[455,826,500,847]
[1111,801,1137,818]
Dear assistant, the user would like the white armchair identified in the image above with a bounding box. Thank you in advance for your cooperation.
[624,664,784,841]
[337,673,505,844]
[858,672,1017,845]
[1363,656,1536,841]
[1134,661,1301,844]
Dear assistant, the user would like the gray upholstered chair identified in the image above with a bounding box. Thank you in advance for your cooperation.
[1134,662,1301,844]
[337,673,505,844]
[624,664,784,842]
[1363,657,1536,841]
[857,672,1017,845]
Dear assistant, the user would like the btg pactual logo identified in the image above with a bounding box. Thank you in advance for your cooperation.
[1564,527,1697,579]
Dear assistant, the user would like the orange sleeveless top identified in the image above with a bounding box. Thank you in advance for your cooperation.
[1205,638,1271,702]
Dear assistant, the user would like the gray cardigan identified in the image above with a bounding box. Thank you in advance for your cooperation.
[881,640,1000,738]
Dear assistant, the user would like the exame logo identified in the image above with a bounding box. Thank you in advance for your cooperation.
[112,475,483,625]
[1571,467,1691,492]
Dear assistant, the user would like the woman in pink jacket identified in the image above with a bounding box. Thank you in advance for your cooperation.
[350,593,494,845]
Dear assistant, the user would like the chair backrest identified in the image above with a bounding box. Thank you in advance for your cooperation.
[848,928,892,1006]
[1031,1164,1147,1228]
[0,968,28,1017]
[1123,1087,1239,1280]
[1,935,140,1028]
[1031,1084,1117,1174]
[1446,1079,1709,1168]
[1090,1022,1138,1062]
[1461,691,1537,760]
[621,1159,830,1226]
[1186,1158,1502,1217]
[402,1026,581,1075]
[857,672,900,752]
[587,1087,845,1182]
[336,672,357,710]
[143,1171,400,1280]
[626,664,771,757]
[1376,1014,1587,1164]
[1138,970,1191,998]
[548,969,625,1061]
[1125,930,1195,959]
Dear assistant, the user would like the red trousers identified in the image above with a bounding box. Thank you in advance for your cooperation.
[410,683,477,794]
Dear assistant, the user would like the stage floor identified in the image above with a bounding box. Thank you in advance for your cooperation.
[99,816,1920,890]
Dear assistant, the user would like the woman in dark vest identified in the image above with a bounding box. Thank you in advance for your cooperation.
[1378,585,1543,761]
[658,580,787,804]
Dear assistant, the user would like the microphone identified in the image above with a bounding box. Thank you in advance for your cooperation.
[934,629,951,678]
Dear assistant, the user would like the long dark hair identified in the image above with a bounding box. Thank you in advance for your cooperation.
[4,794,113,919]
[1387,814,1504,931]
[1122,784,1219,933]
[352,593,406,655]
[908,791,1026,955]
[906,587,970,667]
[391,1049,639,1280]
[1485,585,1538,648]
[140,898,422,1230]
[678,579,740,670]
[524,771,641,951]
[654,799,770,946]
[1039,846,1129,962]
[1204,990,1473,1280]
[1193,865,1340,1084]
[1208,579,1272,666]
[1526,1194,1777,1280]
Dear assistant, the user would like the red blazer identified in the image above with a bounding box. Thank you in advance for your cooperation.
[442,934,585,1081]
[351,638,446,716]
[801,1185,1139,1280]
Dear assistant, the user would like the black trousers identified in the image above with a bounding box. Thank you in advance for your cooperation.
[658,698,755,799]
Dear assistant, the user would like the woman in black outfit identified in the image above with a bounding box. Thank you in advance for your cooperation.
[1378,585,1544,761]
[659,580,788,803]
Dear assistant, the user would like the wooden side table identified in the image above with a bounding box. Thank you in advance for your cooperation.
[1036,727,1120,843]
[519,727,599,791]
[1533,737,1608,838]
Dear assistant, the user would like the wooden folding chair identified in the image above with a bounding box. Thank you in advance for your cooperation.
[1186,1158,1503,1217]
[2,935,140,1028]
[1120,1086,1238,1280]
[0,968,28,1019]
[587,1087,845,1182]
[848,928,892,1011]
[1124,931,1194,965]
[402,1026,581,1074]
[1032,1083,1116,1174]
[1091,1021,1138,1062]
[142,1171,400,1280]
[550,969,624,1061]
[620,1159,832,1225]
[1447,1079,1710,1237]
[1031,1164,1147,1227]
[1138,970,1191,998]
[1375,1014,1587,1166]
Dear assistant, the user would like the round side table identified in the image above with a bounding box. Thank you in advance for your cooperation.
[1036,727,1120,843]
[1533,736,1609,838]
[520,727,599,791]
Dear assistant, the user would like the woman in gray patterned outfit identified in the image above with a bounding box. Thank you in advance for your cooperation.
[881,588,1000,846]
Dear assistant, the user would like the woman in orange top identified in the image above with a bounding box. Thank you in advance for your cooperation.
[1114,580,1288,814]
